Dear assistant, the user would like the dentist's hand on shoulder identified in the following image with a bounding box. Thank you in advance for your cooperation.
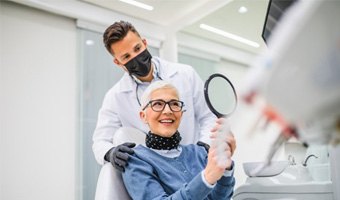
[105,142,136,172]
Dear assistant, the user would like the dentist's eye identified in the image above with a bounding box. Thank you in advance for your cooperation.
[134,44,142,53]
[122,55,130,61]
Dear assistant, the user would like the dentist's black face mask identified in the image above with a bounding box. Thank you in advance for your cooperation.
[124,49,152,77]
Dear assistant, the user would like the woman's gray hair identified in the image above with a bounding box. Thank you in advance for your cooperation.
[140,80,180,109]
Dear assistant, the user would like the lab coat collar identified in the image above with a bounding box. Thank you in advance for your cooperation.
[119,73,135,93]
[153,57,178,79]
[118,57,178,93]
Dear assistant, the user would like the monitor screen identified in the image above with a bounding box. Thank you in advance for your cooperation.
[262,0,298,43]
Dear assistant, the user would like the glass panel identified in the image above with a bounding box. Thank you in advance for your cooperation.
[178,53,217,81]
[79,28,121,200]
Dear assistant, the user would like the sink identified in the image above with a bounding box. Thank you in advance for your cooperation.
[234,165,333,200]
[245,165,313,185]
[243,161,289,177]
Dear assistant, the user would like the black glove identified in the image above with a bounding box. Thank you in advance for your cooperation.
[197,141,210,152]
[105,142,136,172]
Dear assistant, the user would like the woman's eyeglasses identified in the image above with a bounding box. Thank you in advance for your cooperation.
[142,100,184,112]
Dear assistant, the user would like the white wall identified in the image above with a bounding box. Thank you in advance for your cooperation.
[0,2,77,200]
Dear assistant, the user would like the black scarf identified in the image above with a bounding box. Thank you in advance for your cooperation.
[145,131,182,150]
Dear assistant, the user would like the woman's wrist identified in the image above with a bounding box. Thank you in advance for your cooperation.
[204,169,216,185]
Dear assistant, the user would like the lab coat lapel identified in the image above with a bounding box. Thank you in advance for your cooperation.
[118,72,135,93]
[155,57,178,79]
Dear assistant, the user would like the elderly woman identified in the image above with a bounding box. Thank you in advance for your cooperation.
[122,80,236,200]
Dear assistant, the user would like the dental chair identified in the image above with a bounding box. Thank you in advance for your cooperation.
[94,127,146,200]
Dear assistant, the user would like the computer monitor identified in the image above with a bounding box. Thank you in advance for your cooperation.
[262,0,298,43]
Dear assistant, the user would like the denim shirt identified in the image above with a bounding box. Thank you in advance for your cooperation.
[122,144,235,200]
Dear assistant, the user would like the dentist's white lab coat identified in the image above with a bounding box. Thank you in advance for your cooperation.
[92,57,216,165]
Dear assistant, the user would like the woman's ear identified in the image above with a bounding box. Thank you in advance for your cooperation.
[139,111,148,124]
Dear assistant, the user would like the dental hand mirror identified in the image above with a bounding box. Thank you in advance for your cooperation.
[204,73,237,167]
[204,73,237,118]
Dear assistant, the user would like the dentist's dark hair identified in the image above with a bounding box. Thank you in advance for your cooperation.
[103,20,141,55]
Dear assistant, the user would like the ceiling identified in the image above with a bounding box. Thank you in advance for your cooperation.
[81,0,269,55]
